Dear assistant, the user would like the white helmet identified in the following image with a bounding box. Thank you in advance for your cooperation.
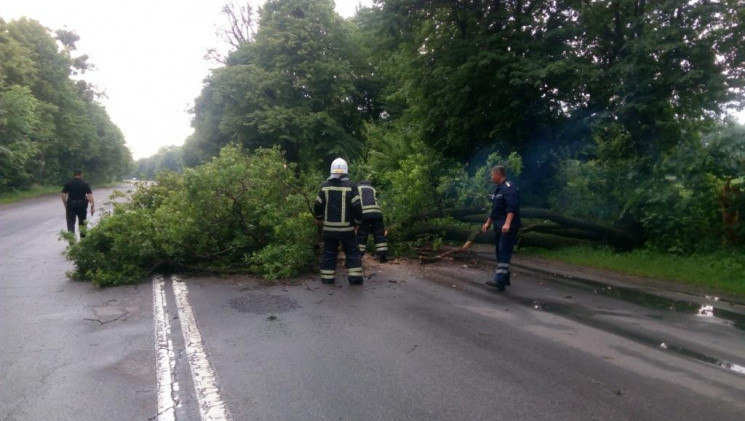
[330,157,348,174]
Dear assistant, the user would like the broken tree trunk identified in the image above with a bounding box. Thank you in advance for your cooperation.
[407,225,599,250]
[517,232,597,249]
[447,207,643,250]
[522,208,635,239]
[520,223,605,242]
[407,225,495,244]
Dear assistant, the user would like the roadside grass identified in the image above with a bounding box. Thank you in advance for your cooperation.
[94,180,125,189]
[0,185,61,204]
[0,181,128,205]
[520,246,745,296]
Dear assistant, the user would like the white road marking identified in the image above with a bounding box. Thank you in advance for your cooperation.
[153,276,177,421]
[172,276,232,421]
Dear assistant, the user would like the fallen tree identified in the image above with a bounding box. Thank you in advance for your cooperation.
[404,207,644,252]
[63,146,319,286]
[416,229,599,264]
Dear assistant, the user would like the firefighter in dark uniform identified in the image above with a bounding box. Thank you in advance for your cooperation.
[314,158,364,285]
[61,169,95,237]
[481,165,520,291]
[356,180,388,262]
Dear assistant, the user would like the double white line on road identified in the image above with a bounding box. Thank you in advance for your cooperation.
[153,276,232,421]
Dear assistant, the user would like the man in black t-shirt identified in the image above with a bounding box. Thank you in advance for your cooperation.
[61,169,95,237]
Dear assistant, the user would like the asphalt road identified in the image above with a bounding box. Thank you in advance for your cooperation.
[1,188,744,420]
[0,185,154,420]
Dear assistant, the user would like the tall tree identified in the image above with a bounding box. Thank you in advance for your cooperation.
[356,0,745,203]
[0,18,132,191]
[185,0,383,170]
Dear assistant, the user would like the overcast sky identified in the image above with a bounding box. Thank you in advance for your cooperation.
[3,0,373,160]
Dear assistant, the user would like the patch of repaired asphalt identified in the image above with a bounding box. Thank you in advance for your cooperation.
[229,294,300,314]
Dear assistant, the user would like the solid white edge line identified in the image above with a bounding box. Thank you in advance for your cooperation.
[172,276,232,421]
[153,276,177,421]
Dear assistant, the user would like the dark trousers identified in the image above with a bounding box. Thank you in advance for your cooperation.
[320,233,363,283]
[357,218,387,255]
[66,203,88,237]
[494,230,517,284]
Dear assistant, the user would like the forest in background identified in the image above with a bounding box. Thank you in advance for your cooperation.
[66,0,745,286]
[0,18,132,191]
[135,0,744,252]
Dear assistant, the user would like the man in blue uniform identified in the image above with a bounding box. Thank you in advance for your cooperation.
[481,165,520,291]
[61,169,95,237]
[314,158,365,285]
[356,180,388,262]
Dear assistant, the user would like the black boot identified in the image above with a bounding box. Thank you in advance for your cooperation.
[378,253,388,263]
[485,274,505,291]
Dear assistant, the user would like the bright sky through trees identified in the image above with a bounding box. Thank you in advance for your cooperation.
[3,0,372,159]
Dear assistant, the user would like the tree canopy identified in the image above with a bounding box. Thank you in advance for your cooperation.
[183,0,384,170]
[0,18,132,191]
[149,0,745,251]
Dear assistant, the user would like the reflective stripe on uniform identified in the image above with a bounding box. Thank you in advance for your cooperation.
[321,186,353,193]
[362,207,382,215]
[498,263,510,268]
[351,196,360,203]
[323,226,355,232]
[341,189,347,224]
[375,243,388,251]
[359,244,367,251]
[324,221,352,227]
[348,268,363,276]
[358,185,377,206]
[324,190,330,221]
[316,196,323,203]
[320,269,335,275]
[322,186,351,225]
[321,274,335,280]
[496,269,509,274]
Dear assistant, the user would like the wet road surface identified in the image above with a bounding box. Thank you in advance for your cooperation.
[1,190,744,420]
[0,185,155,420]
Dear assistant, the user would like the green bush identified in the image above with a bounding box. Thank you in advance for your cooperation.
[438,151,523,210]
[353,120,443,228]
[549,134,734,252]
[353,120,525,247]
[64,145,319,286]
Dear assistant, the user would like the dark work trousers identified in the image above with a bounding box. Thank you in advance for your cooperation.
[320,233,363,283]
[356,218,387,256]
[66,201,88,237]
[494,230,517,285]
